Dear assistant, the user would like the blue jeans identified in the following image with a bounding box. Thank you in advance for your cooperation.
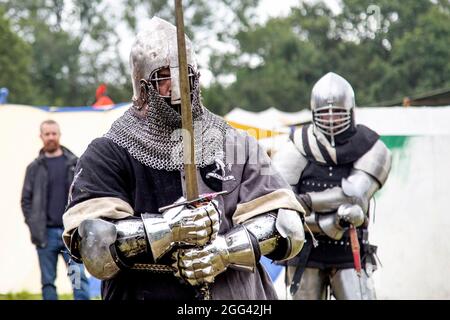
[36,227,90,300]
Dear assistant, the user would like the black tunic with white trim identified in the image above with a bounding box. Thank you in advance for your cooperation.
[64,129,303,300]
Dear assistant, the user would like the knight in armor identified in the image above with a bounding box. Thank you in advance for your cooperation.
[272,72,392,300]
[62,17,305,300]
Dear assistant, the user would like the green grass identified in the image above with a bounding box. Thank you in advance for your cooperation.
[0,291,74,300]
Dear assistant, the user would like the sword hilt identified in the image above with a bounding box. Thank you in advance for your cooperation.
[158,190,228,212]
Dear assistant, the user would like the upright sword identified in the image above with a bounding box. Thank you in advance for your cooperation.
[174,0,211,300]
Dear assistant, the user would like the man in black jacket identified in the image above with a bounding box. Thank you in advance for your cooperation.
[21,119,90,300]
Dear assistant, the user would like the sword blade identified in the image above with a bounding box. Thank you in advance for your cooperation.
[175,0,198,201]
[174,0,210,301]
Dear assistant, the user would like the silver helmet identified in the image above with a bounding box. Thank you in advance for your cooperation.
[130,16,198,105]
[310,72,355,146]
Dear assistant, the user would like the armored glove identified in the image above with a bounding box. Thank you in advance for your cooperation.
[173,225,256,286]
[315,203,364,240]
[162,199,220,246]
[336,203,365,228]
[143,199,220,261]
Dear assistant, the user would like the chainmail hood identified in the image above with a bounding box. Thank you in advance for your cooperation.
[104,74,230,171]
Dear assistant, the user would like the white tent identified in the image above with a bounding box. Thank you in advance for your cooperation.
[225,106,311,129]
[225,106,450,136]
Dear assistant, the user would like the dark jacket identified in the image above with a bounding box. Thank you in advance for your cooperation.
[21,146,78,248]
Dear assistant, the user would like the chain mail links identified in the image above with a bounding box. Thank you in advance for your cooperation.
[104,73,230,171]
[132,261,212,299]
[131,263,175,273]
[200,284,211,300]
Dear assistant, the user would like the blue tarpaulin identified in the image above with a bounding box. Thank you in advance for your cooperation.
[260,256,283,282]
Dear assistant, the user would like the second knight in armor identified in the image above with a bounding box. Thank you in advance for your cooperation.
[273,72,391,300]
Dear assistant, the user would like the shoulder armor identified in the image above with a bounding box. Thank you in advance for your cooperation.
[272,138,308,185]
[353,139,392,186]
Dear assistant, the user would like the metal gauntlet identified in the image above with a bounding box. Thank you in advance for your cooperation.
[143,200,220,260]
[174,225,256,286]
[307,203,365,240]
[174,209,305,286]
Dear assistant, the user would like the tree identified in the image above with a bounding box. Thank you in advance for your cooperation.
[0,9,35,104]
[0,0,260,106]
[379,4,450,103]
[202,0,450,113]
[0,0,129,105]
[204,2,339,113]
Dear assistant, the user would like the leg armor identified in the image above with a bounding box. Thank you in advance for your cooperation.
[67,201,220,280]
[287,267,328,300]
[331,266,376,300]
[174,209,305,286]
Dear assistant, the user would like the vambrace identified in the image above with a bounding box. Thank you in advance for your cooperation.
[307,169,382,214]
[67,201,220,280]
[243,208,305,261]
[304,169,385,240]
[73,217,148,280]
[306,139,391,215]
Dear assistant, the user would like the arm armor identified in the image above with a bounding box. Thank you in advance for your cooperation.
[200,209,305,272]
[216,208,306,273]
[308,170,378,215]
[304,140,391,240]
[243,208,305,262]
[305,171,381,241]
[67,201,219,280]
[72,217,147,280]
[308,140,392,214]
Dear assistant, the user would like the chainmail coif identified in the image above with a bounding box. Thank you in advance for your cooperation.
[104,74,230,171]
